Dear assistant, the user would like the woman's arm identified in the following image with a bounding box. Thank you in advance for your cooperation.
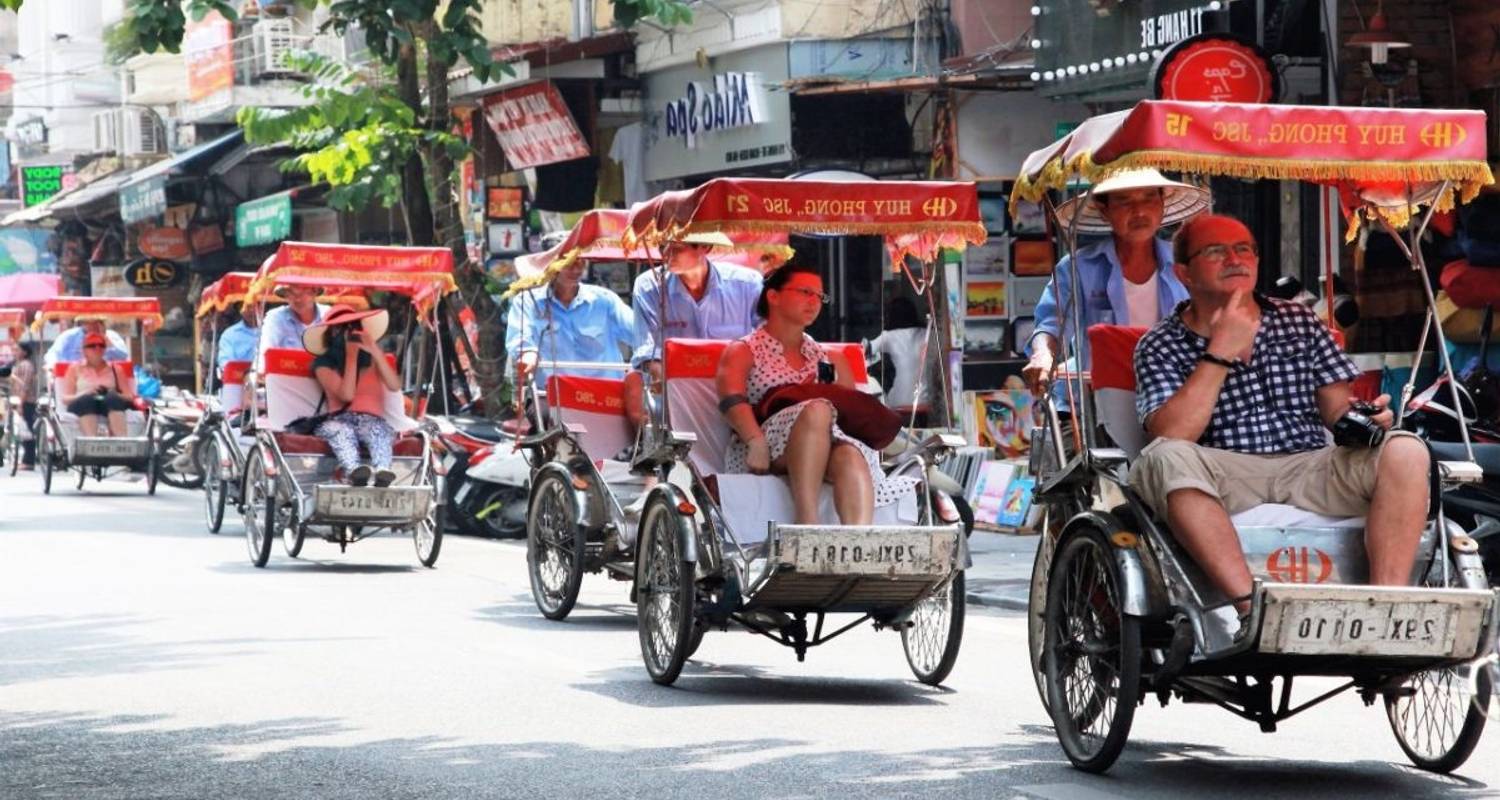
[364,343,402,391]
[60,365,80,403]
[313,364,352,406]
[716,341,762,444]
[830,350,856,389]
[115,366,136,401]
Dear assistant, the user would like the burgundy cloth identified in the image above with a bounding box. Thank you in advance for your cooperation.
[1440,259,1500,310]
[274,431,424,458]
[754,383,903,450]
[500,417,532,436]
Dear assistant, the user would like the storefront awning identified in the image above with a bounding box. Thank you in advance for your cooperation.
[120,130,245,193]
[0,169,131,225]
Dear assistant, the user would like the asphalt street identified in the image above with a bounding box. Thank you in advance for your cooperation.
[1,473,1496,799]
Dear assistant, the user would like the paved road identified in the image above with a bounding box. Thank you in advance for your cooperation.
[1,474,1495,799]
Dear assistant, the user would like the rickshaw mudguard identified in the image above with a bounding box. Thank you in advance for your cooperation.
[1060,510,1169,619]
[631,482,700,591]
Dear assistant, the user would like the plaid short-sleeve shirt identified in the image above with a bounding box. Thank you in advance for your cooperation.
[1134,296,1359,454]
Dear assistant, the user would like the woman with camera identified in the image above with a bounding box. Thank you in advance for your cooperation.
[304,305,402,486]
[61,333,137,437]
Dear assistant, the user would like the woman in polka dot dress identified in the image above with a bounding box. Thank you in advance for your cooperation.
[717,261,918,525]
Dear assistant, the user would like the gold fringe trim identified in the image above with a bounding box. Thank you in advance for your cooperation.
[32,312,164,333]
[244,268,458,308]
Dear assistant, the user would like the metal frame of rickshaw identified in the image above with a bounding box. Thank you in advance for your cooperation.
[1017,100,1500,775]
[608,178,985,687]
[237,243,453,568]
[0,307,30,476]
[194,273,371,534]
[30,297,164,496]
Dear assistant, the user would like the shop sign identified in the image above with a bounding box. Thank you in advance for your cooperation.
[642,44,794,183]
[1152,34,1278,103]
[481,81,590,170]
[663,72,767,150]
[184,10,234,102]
[189,224,225,255]
[20,165,69,207]
[123,257,184,290]
[1035,0,1217,99]
[119,176,168,224]
[235,192,292,246]
[138,226,192,261]
[486,186,524,219]
[13,117,46,146]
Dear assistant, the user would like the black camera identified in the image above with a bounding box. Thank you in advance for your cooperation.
[1332,400,1385,448]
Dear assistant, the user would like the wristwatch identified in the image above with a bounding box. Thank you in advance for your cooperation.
[1199,351,1239,369]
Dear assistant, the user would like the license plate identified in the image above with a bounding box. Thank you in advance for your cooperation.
[315,487,427,521]
[1272,600,1456,656]
[74,438,148,460]
[788,531,936,576]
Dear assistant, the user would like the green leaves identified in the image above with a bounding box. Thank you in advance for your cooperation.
[614,0,693,28]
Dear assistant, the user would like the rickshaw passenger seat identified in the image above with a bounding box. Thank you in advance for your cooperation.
[547,374,632,463]
[260,348,423,456]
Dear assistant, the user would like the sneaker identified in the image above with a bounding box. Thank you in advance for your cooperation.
[374,468,396,487]
[348,465,372,486]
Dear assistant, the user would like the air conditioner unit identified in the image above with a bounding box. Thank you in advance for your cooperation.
[90,109,166,155]
[253,18,304,76]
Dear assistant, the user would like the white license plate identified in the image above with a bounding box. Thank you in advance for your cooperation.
[318,487,421,520]
[74,438,148,460]
[791,532,935,576]
[1273,600,1456,656]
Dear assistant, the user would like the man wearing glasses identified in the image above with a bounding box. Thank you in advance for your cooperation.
[1129,213,1430,634]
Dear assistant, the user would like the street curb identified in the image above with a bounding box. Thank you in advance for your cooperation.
[966,590,1028,611]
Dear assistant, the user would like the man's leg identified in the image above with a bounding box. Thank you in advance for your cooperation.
[1164,489,1254,608]
[1364,435,1429,585]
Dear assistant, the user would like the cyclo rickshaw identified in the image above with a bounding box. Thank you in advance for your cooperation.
[0,306,30,474]
[511,209,812,627]
[1016,100,1499,773]
[31,297,163,495]
[195,271,369,534]
[535,178,982,687]
[238,242,452,568]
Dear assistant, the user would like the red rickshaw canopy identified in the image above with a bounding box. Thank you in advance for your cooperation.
[1012,100,1495,236]
[245,242,458,312]
[34,296,163,331]
[197,271,370,318]
[623,178,986,267]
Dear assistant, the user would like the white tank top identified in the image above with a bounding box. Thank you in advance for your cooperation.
[1123,272,1160,328]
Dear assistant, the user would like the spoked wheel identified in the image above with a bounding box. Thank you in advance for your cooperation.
[526,472,587,620]
[414,500,444,567]
[635,495,697,686]
[7,416,19,477]
[902,572,966,686]
[242,447,275,568]
[202,438,228,533]
[1386,555,1493,773]
[36,421,52,495]
[145,431,159,496]
[75,462,87,490]
[281,505,305,558]
[1043,527,1142,774]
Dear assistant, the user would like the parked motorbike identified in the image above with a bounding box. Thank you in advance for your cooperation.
[427,410,529,538]
[152,396,205,490]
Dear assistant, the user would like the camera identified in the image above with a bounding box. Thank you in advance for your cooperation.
[1332,400,1385,448]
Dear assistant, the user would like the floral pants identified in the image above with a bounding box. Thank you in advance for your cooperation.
[315,411,395,473]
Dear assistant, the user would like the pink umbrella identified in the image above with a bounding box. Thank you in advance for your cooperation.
[0,273,62,311]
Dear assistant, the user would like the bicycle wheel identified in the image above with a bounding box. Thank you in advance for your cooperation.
[526,471,587,620]
[902,572,966,686]
[202,438,228,533]
[635,495,696,686]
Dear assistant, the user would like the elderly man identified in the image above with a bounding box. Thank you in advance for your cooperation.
[630,232,762,377]
[44,318,129,372]
[1129,214,1430,625]
[1023,169,1209,408]
[506,258,635,389]
[257,285,328,369]
[216,304,260,376]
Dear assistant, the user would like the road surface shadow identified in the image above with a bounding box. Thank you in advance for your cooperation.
[572,663,949,708]
[208,560,419,575]
[0,614,261,688]
[0,710,1487,800]
[473,596,638,632]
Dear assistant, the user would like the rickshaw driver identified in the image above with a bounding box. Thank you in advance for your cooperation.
[256,285,328,370]
[217,304,260,376]
[43,318,128,372]
[1128,214,1431,627]
[628,232,762,426]
[506,259,635,389]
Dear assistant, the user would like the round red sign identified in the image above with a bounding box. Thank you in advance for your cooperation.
[1152,33,1279,104]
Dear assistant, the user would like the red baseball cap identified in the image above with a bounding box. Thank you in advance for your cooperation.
[84,333,107,348]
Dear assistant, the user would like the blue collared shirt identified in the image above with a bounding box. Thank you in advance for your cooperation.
[43,327,130,372]
[1026,237,1188,409]
[217,321,259,372]
[256,303,328,369]
[630,261,762,367]
[505,283,635,384]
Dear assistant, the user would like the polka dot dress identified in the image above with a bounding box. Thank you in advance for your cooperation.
[725,327,919,508]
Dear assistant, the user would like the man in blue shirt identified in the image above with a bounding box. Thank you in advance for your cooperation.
[216,305,260,375]
[256,285,328,370]
[630,231,762,379]
[1022,169,1209,411]
[506,259,635,390]
[44,319,129,372]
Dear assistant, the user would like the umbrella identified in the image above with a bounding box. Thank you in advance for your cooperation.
[0,273,61,311]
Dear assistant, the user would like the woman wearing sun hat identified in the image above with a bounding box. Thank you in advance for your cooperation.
[304,305,402,486]
[1022,168,1211,411]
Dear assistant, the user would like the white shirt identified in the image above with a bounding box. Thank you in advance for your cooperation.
[869,327,930,409]
[1123,272,1160,328]
[608,123,648,205]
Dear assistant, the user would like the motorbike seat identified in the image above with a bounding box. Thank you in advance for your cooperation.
[1428,440,1500,478]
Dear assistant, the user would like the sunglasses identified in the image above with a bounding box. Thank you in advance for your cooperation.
[84,344,105,350]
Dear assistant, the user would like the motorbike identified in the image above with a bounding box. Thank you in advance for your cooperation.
[427,409,529,538]
[151,394,206,490]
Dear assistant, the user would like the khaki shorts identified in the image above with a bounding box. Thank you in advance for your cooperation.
[1127,431,1424,519]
